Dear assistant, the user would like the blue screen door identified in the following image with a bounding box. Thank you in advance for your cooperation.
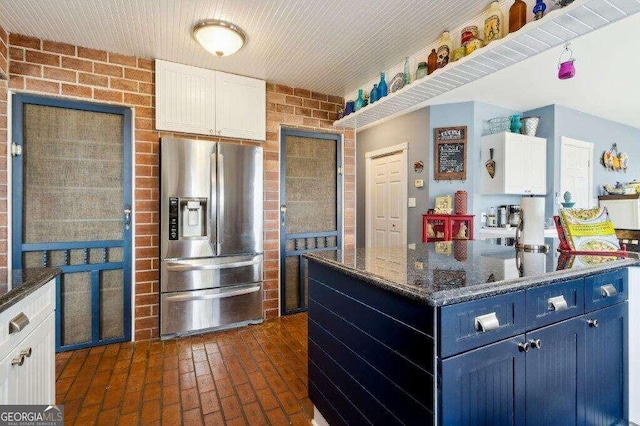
[11,94,132,352]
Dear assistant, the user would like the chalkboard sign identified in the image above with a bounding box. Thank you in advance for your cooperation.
[434,126,467,181]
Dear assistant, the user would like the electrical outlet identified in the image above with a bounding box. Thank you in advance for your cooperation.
[415,179,424,188]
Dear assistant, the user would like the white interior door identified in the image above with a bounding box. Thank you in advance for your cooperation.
[365,143,408,247]
[560,137,593,208]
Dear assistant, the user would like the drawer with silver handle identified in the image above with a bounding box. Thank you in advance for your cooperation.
[439,291,526,358]
[584,268,627,312]
[0,280,55,357]
[526,278,584,329]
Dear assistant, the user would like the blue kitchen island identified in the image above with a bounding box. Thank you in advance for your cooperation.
[303,241,637,426]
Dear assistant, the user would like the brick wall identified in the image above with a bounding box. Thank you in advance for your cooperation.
[4,32,355,340]
[0,25,8,285]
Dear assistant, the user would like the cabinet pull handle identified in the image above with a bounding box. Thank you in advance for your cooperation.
[9,312,30,334]
[518,342,531,353]
[11,355,25,366]
[588,319,599,328]
[548,295,568,312]
[529,339,542,349]
[474,312,500,332]
[600,284,617,297]
[20,347,32,358]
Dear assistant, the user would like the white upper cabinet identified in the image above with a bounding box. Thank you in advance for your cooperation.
[155,60,266,141]
[216,72,266,141]
[155,60,216,135]
[481,132,547,195]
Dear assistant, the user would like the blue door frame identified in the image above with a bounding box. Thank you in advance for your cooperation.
[11,94,133,352]
[280,128,342,315]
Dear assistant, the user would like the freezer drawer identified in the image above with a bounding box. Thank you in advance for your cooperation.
[161,255,262,292]
[161,283,263,337]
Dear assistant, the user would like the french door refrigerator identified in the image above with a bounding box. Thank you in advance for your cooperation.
[160,137,263,339]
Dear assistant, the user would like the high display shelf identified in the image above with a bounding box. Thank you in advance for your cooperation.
[333,0,640,130]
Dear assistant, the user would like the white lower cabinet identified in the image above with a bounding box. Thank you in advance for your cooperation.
[0,313,55,404]
[0,279,56,405]
[481,132,547,195]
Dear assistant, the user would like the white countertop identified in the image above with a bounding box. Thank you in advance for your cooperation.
[479,227,559,239]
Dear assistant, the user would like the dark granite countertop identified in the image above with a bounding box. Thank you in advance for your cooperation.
[0,268,61,314]
[303,240,639,307]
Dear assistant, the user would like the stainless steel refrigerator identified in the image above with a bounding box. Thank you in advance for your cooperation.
[160,137,263,339]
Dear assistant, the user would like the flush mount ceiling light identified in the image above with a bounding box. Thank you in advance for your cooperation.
[193,20,246,57]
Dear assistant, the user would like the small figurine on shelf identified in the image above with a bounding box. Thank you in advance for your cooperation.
[561,191,575,208]
[457,222,468,239]
[427,223,436,238]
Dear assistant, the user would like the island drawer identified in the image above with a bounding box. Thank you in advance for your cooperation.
[439,291,525,358]
[526,278,584,329]
[584,268,627,312]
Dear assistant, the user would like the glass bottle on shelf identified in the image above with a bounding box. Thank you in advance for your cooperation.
[378,73,388,98]
[436,31,453,69]
[484,1,504,44]
[416,62,427,80]
[370,83,379,104]
[403,57,411,85]
[354,89,365,111]
[509,0,527,33]
[427,49,438,75]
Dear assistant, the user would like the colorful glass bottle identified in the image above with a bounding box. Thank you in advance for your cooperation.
[533,0,546,20]
[354,89,365,111]
[427,49,438,75]
[509,0,527,33]
[378,73,388,98]
[403,57,411,85]
[370,84,379,104]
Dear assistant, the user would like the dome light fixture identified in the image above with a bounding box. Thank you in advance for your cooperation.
[193,20,246,57]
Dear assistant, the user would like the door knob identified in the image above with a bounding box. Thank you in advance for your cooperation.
[124,206,132,230]
[529,339,542,349]
[518,342,531,353]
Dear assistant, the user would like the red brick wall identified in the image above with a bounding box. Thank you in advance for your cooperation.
[4,32,355,340]
[0,25,8,285]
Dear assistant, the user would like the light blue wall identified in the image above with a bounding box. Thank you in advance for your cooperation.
[523,104,640,218]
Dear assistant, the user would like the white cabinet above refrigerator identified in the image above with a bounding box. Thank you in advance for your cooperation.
[155,60,266,141]
[481,132,547,195]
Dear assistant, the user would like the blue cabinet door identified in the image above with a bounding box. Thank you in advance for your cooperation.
[440,335,526,425]
[525,316,586,425]
[583,302,628,425]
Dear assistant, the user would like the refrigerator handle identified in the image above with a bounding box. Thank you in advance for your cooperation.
[165,285,260,302]
[216,152,224,246]
[165,258,261,272]
[211,151,219,250]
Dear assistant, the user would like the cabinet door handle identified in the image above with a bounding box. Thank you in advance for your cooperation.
[20,347,32,358]
[548,295,568,312]
[474,312,500,332]
[9,312,30,334]
[588,319,599,328]
[529,339,542,349]
[600,284,617,297]
[518,342,531,353]
[11,355,25,367]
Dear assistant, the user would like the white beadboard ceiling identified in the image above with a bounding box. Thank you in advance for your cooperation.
[0,0,512,97]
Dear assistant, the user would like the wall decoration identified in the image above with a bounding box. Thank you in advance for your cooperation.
[414,160,424,173]
[434,126,467,181]
[434,195,453,214]
[485,148,496,178]
[601,143,628,172]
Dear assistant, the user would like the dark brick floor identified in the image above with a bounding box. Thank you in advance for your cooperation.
[55,313,310,425]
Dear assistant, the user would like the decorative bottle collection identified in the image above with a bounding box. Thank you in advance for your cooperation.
[341,0,555,118]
